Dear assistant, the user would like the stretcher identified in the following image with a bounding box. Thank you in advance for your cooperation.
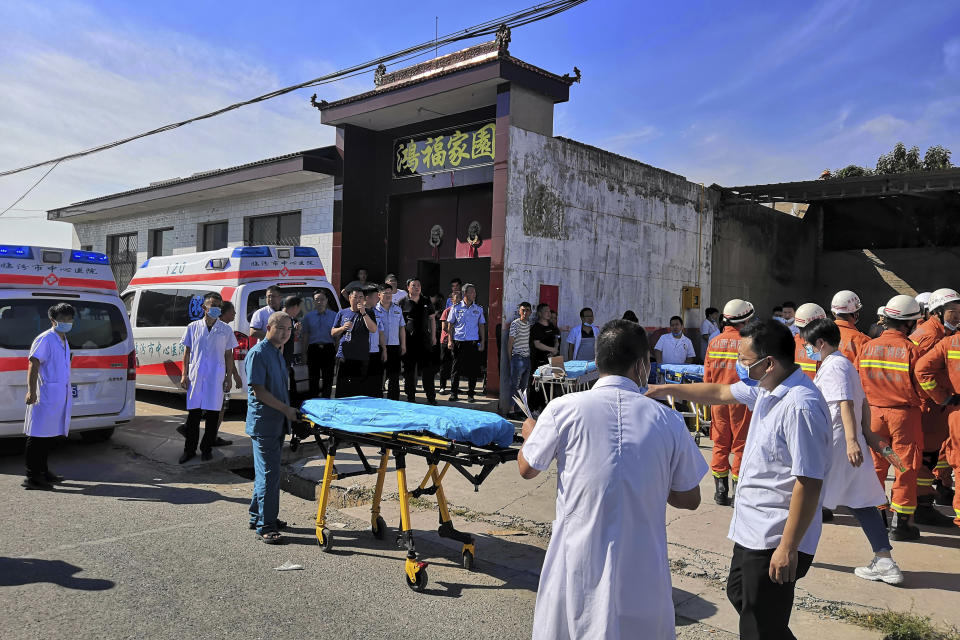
[294,397,522,592]
[532,359,599,404]
[658,364,711,444]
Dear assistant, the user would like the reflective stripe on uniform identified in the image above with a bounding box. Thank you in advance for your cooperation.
[859,359,910,371]
[712,470,729,478]
[917,477,935,486]
[795,361,817,372]
[891,502,916,514]
[708,351,738,359]
[935,459,951,470]
[920,380,938,390]
[948,350,960,360]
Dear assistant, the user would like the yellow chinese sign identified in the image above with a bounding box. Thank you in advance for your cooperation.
[394,122,495,178]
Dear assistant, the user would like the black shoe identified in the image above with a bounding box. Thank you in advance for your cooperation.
[427,398,438,405]
[822,507,834,522]
[934,482,955,507]
[467,396,476,403]
[22,476,54,491]
[914,503,955,527]
[212,437,233,447]
[888,512,921,541]
[448,394,459,402]
[179,451,196,464]
[200,450,213,462]
[43,471,64,483]
[713,476,730,506]
[176,424,187,438]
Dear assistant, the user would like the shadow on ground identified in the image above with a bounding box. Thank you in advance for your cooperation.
[0,558,114,591]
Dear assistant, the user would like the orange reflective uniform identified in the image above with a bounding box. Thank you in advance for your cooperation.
[915,334,960,526]
[910,315,955,492]
[704,326,752,480]
[857,329,924,515]
[836,318,870,365]
[794,334,819,380]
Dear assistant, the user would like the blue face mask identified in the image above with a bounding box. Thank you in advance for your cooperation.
[804,344,822,361]
[54,322,73,333]
[207,306,222,319]
[736,357,768,387]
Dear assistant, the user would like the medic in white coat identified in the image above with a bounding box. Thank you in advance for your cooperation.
[23,303,75,490]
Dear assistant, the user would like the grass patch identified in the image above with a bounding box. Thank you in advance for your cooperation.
[832,607,959,640]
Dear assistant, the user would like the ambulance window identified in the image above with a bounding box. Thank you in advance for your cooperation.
[0,300,127,350]
[136,290,178,327]
[121,292,135,317]
[245,286,336,322]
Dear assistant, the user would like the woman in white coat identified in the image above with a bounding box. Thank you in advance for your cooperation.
[23,303,75,490]
[800,317,904,585]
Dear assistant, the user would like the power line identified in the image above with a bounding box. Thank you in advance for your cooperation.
[0,1,585,182]
[0,161,61,217]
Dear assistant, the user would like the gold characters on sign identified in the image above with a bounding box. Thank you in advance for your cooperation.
[395,123,495,175]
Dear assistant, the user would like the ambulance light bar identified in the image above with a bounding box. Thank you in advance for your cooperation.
[294,247,318,257]
[70,250,110,265]
[232,246,271,258]
[206,258,230,270]
[0,245,33,258]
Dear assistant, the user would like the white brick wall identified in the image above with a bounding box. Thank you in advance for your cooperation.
[73,176,335,271]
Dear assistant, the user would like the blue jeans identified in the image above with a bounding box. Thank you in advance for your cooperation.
[249,433,284,534]
[509,354,531,410]
[850,506,893,553]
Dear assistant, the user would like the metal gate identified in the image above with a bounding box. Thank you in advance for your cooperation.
[107,232,138,291]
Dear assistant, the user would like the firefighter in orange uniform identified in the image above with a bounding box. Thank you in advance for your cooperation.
[858,295,925,540]
[793,303,826,380]
[911,288,960,516]
[703,299,755,505]
[831,290,871,364]
[916,320,960,529]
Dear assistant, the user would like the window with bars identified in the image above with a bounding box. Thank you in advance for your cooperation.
[201,221,229,251]
[148,227,174,257]
[245,211,301,247]
[107,232,138,291]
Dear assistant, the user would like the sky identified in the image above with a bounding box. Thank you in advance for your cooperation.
[1,0,959,244]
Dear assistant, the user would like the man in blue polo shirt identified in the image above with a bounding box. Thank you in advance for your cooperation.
[302,290,337,399]
[375,283,406,400]
[246,311,300,544]
[332,286,379,398]
[447,283,486,402]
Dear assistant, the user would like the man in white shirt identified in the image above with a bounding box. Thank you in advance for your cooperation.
[647,318,831,640]
[250,285,284,341]
[565,307,599,361]
[519,320,707,640]
[700,306,721,354]
[654,316,696,365]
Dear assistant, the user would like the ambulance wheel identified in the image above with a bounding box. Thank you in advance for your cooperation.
[405,567,428,592]
[318,528,333,552]
[80,428,114,444]
[462,549,474,571]
[372,515,387,540]
[0,437,26,457]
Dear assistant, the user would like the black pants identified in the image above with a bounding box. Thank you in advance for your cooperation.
[25,436,53,477]
[726,543,814,640]
[439,343,454,389]
[403,346,436,403]
[383,345,402,400]
[365,351,384,398]
[451,340,481,397]
[307,343,336,398]
[184,408,221,454]
[336,358,368,398]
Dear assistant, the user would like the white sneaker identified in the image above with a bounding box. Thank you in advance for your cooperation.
[854,557,904,585]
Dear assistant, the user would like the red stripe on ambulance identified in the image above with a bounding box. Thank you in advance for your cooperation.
[0,275,116,290]
[0,355,125,371]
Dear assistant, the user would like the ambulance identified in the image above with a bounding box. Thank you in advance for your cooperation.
[121,245,340,400]
[0,246,136,442]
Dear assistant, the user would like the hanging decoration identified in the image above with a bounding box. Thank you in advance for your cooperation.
[429,224,444,261]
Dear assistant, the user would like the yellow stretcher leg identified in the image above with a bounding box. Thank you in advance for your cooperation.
[315,445,337,550]
[370,450,389,538]
[395,452,428,591]
[431,463,476,570]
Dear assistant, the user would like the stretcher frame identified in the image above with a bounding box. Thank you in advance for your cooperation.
[532,367,600,404]
[659,368,712,445]
[292,419,521,592]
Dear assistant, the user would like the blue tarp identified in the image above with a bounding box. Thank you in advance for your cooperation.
[300,397,515,448]
[563,360,598,379]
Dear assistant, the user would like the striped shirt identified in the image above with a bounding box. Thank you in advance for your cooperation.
[509,319,531,356]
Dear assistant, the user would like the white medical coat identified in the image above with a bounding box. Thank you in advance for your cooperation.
[180,319,238,411]
[24,329,72,437]
[813,352,887,509]
[522,376,708,640]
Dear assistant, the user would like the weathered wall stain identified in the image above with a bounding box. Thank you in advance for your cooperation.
[522,172,567,240]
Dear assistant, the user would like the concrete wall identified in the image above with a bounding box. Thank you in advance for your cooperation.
[710,202,820,318]
[73,177,335,270]
[816,246,960,314]
[503,127,714,335]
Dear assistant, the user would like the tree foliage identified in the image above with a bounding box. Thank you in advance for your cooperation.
[833,164,873,179]
[827,142,953,179]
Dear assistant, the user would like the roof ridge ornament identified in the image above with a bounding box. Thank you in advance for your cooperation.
[496,24,511,54]
[374,63,387,87]
[562,66,582,83]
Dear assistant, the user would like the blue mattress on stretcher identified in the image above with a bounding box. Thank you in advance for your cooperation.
[563,360,598,379]
[660,364,705,377]
[300,397,515,448]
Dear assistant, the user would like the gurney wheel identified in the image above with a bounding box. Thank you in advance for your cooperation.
[462,549,474,571]
[695,434,701,446]
[372,516,387,540]
[405,567,428,592]
[318,528,333,552]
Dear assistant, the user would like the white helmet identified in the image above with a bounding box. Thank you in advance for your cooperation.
[876,306,885,318]
[830,290,862,315]
[722,299,755,324]
[928,288,960,312]
[915,292,932,310]
[794,303,827,328]
[884,294,922,320]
